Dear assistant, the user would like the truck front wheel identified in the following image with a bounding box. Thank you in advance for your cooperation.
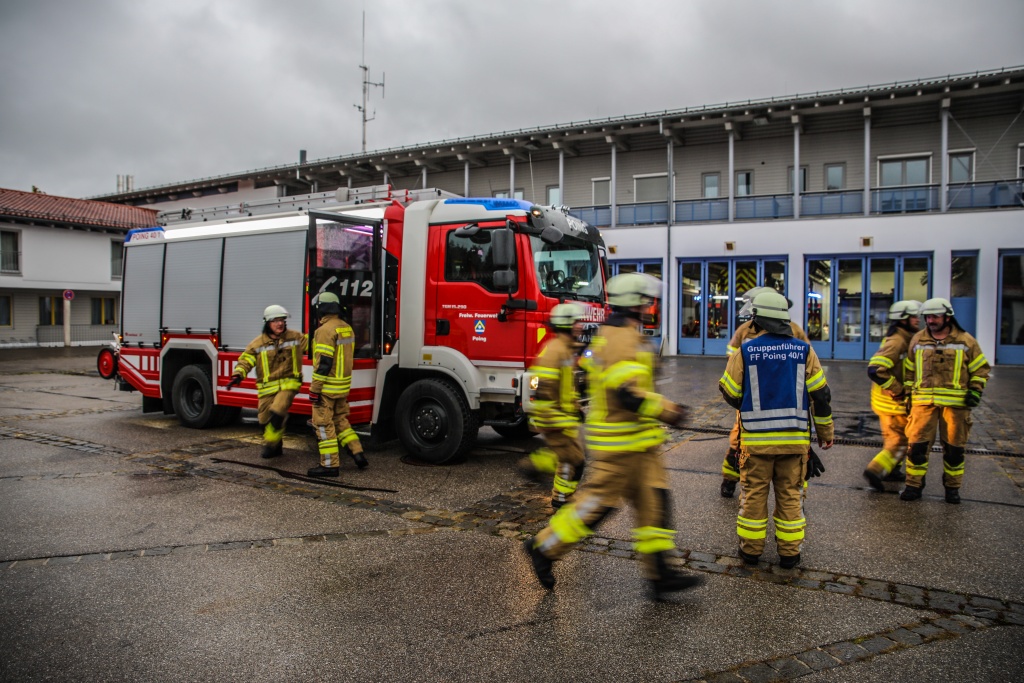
[395,378,478,464]
[171,364,216,429]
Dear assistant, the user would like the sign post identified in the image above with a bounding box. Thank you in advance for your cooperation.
[62,290,74,347]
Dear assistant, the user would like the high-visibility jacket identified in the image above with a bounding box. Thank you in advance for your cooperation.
[867,325,914,415]
[310,315,356,398]
[727,320,810,356]
[527,331,580,432]
[905,326,990,408]
[583,316,679,453]
[720,333,834,454]
[233,329,307,397]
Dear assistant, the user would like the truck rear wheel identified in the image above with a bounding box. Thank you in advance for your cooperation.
[171,364,217,429]
[395,378,478,464]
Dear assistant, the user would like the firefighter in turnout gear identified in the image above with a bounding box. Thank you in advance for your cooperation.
[522,273,704,600]
[307,292,367,477]
[519,302,587,509]
[863,300,921,492]
[228,305,307,459]
[719,290,834,569]
[721,288,811,498]
[900,298,990,504]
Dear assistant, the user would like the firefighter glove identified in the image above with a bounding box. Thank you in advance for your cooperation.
[308,391,321,406]
[964,389,982,407]
[903,393,913,415]
[806,449,826,479]
[661,402,689,428]
[226,375,243,390]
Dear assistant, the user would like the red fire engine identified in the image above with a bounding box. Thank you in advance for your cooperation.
[109,187,607,463]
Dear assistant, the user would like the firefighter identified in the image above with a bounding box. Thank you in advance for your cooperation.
[227,305,307,459]
[522,272,704,599]
[307,292,368,477]
[519,302,587,509]
[900,298,990,504]
[719,290,834,569]
[863,300,921,492]
[720,288,811,498]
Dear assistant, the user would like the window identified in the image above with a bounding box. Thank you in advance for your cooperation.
[546,185,561,206]
[949,151,974,184]
[592,178,610,205]
[444,228,515,292]
[825,164,846,191]
[0,295,11,326]
[787,166,808,193]
[1018,144,1024,179]
[736,171,753,196]
[492,189,524,200]
[111,241,123,279]
[39,296,63,325]
[634,173,667,203]
[879,156,930,187]
[91,297,116,325]
[1,230,20,273]
[702,173,720,198]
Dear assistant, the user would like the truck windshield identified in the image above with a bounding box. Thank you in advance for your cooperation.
[530,234,604,303]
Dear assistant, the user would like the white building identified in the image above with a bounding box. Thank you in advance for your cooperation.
[0,188,157,347]
[95,66,1024,363]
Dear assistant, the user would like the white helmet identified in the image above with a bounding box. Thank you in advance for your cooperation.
[263,304,290,322]
[750,290,791,321]
[738,287,773,318]
[919,298,954,317]
[550,302,585,329]
[889,300,922,321]
[606,272,662,308]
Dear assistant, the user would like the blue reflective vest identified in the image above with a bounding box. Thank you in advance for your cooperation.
[739,334,812,446]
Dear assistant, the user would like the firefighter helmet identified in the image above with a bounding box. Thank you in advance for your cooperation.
[550,302,585,329]
[606,272,662,308]
[262,305,290,322]
[738,287,773,318]
[919,297,954,317]
[312,292,340,307]
[750,290,791,321]
[889,300,922,321]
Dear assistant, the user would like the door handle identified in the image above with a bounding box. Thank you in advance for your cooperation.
[436,319,450,336]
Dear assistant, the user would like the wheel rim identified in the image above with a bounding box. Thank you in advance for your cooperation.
[410,398,449,448]
[181,378,205,420]
[97,350,115,378]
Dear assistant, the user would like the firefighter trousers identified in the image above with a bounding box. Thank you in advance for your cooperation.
[533,447,677,581]
[905,405,972,489]
[258,390,297,444]
[526,427,585,505]
[312,395,363,467]
[865,412,909,477]
[721,413,742,482]
[737,451,807,558]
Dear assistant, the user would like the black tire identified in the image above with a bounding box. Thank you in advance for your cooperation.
[171,364,217,429]
[395,378,478,464]
[491,422,534,440]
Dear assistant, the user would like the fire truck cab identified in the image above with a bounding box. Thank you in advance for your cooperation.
[114,188,607,463]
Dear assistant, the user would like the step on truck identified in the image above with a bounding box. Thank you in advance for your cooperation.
[111,186,608,463]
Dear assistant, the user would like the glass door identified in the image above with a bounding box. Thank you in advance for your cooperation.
[998,251,1024,365]
[678,262,703,355]
[867,257,896,346]
[610,259,664,348]
[705,261,731,355]
[834,259,864,359]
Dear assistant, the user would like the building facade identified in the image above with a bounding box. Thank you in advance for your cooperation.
[95,66,1024,363]
[0,189,157,347]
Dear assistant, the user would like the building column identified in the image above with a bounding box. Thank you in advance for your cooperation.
[863,108,871,216]
[464,161,470,197]
[941,99,950,212]
[509,156,515,198]
[610,144,617,229]
[558,150,564,205]
[728,128,735,223]
[422,167,427,190]
[793,115,801,220]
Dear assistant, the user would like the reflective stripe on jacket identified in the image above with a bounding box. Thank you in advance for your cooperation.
[233,329,307,396]
[727,320,810,356]
[905,327,990,407]
[868,326,913,415]
[528,332,580,432]
[310,315,356,398]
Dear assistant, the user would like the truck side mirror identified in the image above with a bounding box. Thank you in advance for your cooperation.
[539,226,563,245]
[491,228,515,269]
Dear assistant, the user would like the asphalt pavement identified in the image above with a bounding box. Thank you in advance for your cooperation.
[0,347,1022,682]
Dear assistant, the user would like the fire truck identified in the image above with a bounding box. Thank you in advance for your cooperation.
[110,186,607,463]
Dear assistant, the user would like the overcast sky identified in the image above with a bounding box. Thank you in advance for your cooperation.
[1,0,1021,199]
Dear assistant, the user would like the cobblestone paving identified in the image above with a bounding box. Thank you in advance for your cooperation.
[3,421,1021,681]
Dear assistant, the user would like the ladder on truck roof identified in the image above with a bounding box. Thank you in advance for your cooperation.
[158,185,461,225]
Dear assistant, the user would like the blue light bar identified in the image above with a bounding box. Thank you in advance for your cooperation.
[125,226,165,242]
[444,198,533,212]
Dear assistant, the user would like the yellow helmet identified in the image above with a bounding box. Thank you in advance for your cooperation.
[888,300,921,321]
[606,272,662,308]
[550,302,585,329]
[920,298,954,317]
[750,290,791,321]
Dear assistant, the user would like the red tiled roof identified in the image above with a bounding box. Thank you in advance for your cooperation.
[0,187,158,230]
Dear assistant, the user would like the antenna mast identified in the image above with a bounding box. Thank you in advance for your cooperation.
[354,12,384,153]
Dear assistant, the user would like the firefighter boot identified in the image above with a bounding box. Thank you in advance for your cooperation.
[945,487,961,504]
[307,465,339,478]
[739,549,761,566]
[779,553,801,569]
[883,465,906,482]
[900,485,923,501]
[720,449,739,498]
[863,469,885,493]
[721,479,738,498]
[522,537,555,589]
[649,552,704,600]
[345,442,368,470]
[261,412,286,459]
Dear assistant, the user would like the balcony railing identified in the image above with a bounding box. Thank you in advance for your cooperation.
[568,180,1023,228]
[35,324,117,345]
[1,250,20,273]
